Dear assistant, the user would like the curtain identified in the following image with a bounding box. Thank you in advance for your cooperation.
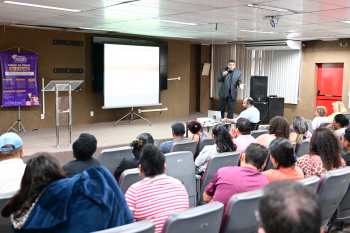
[210,44,252,99]
[260,50,301,104]
[210,45,301,104]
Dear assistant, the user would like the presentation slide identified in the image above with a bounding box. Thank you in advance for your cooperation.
[104,44,160,108]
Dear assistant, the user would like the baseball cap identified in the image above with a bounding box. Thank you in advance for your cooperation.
[0,132,23,152]
[171,122,185,135]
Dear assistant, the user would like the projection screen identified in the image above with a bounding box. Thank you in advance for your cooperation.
[103,44,160,108]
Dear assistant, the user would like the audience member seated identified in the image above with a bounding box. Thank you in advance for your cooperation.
[230,118,257,155]
[195,124,237,175]
[296,127,346,177]
[187,120,208,144]
[160,122,187,154]
[114,133,154,182]
[327,113,349,137]
[1,153,134,233]
[221,97,260,124]
[328,101,347,121]
[125,144,189,233]
[289,116,312,150]
[263,138,304,182]
[312,106,328,130]
[203,143,269,209]
[0,132,26,199]
[63,133,100,178]
[342,127,350,166]
[256,116,290,147]
[258,180,322,233]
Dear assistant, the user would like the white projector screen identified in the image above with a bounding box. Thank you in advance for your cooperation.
[103,44,160,108]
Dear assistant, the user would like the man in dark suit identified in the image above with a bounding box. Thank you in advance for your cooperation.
[218,60,244,119]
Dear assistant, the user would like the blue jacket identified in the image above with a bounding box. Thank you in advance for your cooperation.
[14,166,134,233]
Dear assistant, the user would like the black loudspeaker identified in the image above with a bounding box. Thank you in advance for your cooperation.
[250,76,268,102]
[255,102,269,124]
[267,97,284,122]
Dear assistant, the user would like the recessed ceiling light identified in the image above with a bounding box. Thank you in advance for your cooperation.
[247,4,296,14]
[149,18,197,26]
[340,21,350,24]
[4,1,81,12]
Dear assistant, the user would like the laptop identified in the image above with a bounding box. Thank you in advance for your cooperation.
[208,110,222,123]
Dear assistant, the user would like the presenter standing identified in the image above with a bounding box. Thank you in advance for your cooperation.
[218,60,245,119]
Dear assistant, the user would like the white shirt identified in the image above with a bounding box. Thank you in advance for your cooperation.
[195,144,218,173]
[312,116,329,130]
[233,106,260,123]
[0,158,26,198]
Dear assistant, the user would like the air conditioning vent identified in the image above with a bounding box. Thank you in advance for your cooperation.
[243,40,301,50]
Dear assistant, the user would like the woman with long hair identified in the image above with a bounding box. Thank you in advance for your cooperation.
[2,153,66,227]
[195,124,237,175]
[328,101,347,121]
[2,153,134,232]
[114,133,154,182]
[263,138,304,183]
[256,116,290,146]
[296,128,346,177]
[289,116,312,145]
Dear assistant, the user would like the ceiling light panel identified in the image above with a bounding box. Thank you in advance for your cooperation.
[4,1,81,12]
[113,0,214,12]
[42,0,127,8]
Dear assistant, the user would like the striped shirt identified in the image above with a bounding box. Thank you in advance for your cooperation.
[125,174,189,233]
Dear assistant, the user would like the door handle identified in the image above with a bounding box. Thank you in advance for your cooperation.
[317,89,320,95]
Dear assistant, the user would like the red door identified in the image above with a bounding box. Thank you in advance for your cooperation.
[316,63,343,116]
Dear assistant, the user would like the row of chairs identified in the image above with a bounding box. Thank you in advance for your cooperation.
[99,138,215,175]
[119,151,241,207]
[89,166,350,233]
[2,156,350,233]
[250,129,310,158]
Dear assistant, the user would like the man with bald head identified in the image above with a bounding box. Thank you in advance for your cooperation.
[222,97,260,124]
[258,180,323,233]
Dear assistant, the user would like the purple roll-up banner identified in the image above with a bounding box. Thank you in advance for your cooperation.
[0,52,39,107]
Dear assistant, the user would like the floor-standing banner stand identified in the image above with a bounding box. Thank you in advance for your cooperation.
[0,46,39,134]
[43,80,83,148]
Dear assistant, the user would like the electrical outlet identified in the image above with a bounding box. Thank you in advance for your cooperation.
[41,114,45,119]
[90,111,94,117]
